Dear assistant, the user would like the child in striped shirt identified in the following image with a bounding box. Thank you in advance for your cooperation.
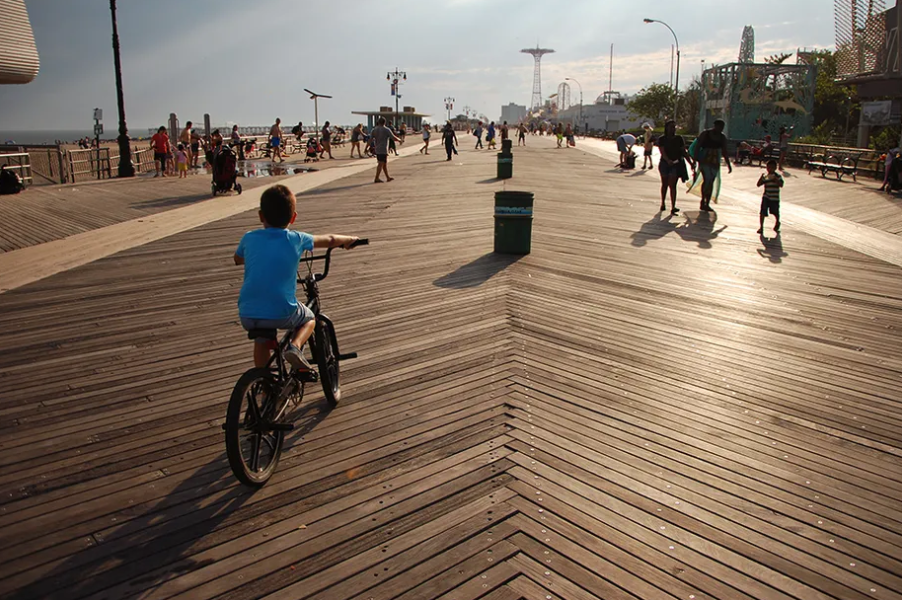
[757,159,784,233]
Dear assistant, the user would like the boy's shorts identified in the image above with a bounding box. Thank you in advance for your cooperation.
[760,198,780,218]
[241,303,315,342]
[644,148,653,157]
[178,162,188,172]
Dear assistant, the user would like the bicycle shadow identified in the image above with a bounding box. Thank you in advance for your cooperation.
[6,451,255,600]
[757,233,789,263]
[281,395,334,453]
[433,252,523,289]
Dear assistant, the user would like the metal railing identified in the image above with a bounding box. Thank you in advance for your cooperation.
[67,148,113,182]
[0,152,33,186]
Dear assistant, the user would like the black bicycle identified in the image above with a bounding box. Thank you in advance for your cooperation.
[224,239,368,486]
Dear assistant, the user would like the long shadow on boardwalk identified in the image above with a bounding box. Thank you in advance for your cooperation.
[758,233,789,263]
[631,210,726,249]
[433,252,522,289]
[7,399,333,600]
[131,191,220,210]
[7,455,253,600]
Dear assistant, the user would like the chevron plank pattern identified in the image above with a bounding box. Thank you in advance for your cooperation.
[0,137,900,600]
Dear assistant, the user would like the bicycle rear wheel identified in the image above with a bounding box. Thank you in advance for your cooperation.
[314,319,341,406]
[225,368,284,486]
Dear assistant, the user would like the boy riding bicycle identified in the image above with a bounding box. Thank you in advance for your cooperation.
[234,184,359,370]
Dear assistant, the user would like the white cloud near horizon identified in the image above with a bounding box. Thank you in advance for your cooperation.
[0,0,836,130]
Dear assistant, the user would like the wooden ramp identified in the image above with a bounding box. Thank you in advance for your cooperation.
[0,138,900,599]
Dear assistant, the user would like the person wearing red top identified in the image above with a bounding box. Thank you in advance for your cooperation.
[150,126,170,177]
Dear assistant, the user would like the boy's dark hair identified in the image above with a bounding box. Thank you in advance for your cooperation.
[177,143,184,150]
[766,159,778,168]
[377,117,386,126]
[260,184,296,228]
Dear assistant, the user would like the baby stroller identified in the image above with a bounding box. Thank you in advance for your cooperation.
[211,145,242,196]
[621,150,637,170]
[305,137,321,163]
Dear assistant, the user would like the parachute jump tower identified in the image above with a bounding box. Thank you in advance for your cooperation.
[521,45,555,110]
[738,25,755,63]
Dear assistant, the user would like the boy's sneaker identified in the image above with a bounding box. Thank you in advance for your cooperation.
[285,344,314,372]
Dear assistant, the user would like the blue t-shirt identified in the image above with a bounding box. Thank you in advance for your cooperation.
[235,228,314,319]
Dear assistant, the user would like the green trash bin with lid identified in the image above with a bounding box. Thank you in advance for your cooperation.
[494,191,534,254]
[497,152,513,179]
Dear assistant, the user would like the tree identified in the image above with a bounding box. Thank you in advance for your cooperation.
[679,77,703,133]
[763,52,793,64]
[628,83,675,126]
[794,49,858,144]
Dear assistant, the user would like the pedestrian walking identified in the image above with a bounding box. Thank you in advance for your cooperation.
[880,146,900,191]
[371,117,400,183]
[517,123,527,146]
[419,124,431,154]
[486,121,496,149]
[500,121,510,144]
[388,124,398,156]
[689,119,732,211]
[778,125,793,171]
[656,120,693,214]
[350,124,365,158]
[442,121,458,161]
[150,126,169,177]
[320,121,334,159]
[399,122,407,144]
[641,123,655,169]
[564,123,574,147]
[757,159,784,233]
[269,118,285,162]
[176,143,188,178]
[179,121,194,170]
[474,121,484,149]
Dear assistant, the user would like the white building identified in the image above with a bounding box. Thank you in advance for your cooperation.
[556,94,648,133]
[500,102,528,124]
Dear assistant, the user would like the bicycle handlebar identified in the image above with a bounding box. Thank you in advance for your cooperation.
[298,238,369,282]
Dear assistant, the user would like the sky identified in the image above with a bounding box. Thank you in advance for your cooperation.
[0,0,836,132]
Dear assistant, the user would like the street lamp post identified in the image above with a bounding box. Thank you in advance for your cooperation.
[386,68,407,128]
[444,97,455,122]
[565,77,583,131]
[644,18,681,123]
[304,89,332,134]
[109,0,134,177]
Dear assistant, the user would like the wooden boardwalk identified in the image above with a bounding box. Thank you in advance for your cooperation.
[0,137,900,600]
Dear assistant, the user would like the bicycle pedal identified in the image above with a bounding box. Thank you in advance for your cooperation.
[294,370,318,383]
[268,422,295,432]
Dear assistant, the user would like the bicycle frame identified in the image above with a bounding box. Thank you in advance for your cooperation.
[262,246,335,377]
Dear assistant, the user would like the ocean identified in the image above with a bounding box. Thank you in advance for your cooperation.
[0,129,130,145]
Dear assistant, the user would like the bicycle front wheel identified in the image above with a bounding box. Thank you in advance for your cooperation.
[225,368,284,487]
[314,319,341,406]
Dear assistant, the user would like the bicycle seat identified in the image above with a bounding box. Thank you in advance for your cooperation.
[246,328,277,341]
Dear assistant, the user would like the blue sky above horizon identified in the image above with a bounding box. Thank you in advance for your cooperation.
[1,0,835,131]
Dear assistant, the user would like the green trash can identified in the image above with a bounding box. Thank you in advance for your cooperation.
[497,152,513,179]
[494,191,534,254]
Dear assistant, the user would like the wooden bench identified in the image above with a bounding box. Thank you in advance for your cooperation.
[806,152,860,181]
[738,146,780,167]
